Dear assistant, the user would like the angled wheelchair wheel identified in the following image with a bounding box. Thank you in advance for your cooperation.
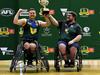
[76,52,82,72]
[56,67,60,72]
[54,47,62,72]
[35,42,50,72]
[10,41,23,72]
[42,59,49,72]
[54,60,60,72]
[77,61,82,72]
[77,58,82,72]
[10,58,17,72]
[40,53,50,72]
[23,66,26,73]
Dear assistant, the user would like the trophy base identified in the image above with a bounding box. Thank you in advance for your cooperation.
[42,11,49,15]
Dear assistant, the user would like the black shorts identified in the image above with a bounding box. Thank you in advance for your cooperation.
[23,38,37,44]
[23,36,38,43]
[57,40,80,50]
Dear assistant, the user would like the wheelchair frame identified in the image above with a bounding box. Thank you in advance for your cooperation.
[54,45,82,72]
[10,40,49,72]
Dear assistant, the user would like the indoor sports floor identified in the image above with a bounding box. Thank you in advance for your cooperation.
[0,60,100,75]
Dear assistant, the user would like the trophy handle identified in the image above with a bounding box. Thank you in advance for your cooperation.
[39,8,43,15]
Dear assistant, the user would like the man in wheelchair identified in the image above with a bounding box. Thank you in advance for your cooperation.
[57,40,81,67]
[13,8,51,66]
[47,11,83,67]
[23,38,38,66]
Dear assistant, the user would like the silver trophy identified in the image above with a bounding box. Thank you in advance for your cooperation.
[38,0,49,15]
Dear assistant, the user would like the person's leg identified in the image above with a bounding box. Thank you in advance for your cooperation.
[24,42,30,50]
[69,43,79,67]
[58,43,67,60]
[30,43,37,53]
[58,41,69,67]
[70,46,77,62]
[27,43,37,65]
[24,42,34,65]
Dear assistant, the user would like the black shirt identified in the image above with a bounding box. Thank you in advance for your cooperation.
[58,21,82,42]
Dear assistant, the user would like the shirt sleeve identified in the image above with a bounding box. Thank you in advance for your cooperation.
[76,24,83,35]
[58,21,63,28]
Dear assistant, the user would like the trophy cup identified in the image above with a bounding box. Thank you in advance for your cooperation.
[38,0,49,15]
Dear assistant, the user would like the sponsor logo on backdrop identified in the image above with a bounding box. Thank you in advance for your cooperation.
[41,46,54,54]
[83,26,91,36]
[0,27,15,37]
[60,8,67,16]
[41,27,52,36]
[0,47,14,55]
[99,31,100,35]
[81,46,94,55]
[79,8,95,17]
[20,9,55,16]
[0,8,14,16]
[20,9,29,16]
[19,27,23,37]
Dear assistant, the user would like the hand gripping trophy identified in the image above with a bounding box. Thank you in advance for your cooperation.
[38,0,49,15]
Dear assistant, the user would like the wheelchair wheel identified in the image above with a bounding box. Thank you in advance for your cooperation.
[77,62,81,72]
[35,43,50,72]
[36,59,39,72]
[23,66,26,73]
[56,67,60,72]
[10,41,23,72]
[54,48,61,72]
[42,59,49,72]
[10,58,17,72]
[54,60,60,72]
[76,54,82,72]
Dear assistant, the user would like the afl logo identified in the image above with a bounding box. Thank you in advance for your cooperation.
[0,8,14,16]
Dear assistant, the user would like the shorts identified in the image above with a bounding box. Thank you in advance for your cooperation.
[57,40,80,50]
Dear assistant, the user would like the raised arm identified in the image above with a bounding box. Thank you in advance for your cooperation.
[39,8,59,27]
[13,9,26,26]
[48,15,59,26]
[39,15,59,27]
[38,15,51,27]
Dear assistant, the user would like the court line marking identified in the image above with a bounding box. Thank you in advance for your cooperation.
[19,63,23,75]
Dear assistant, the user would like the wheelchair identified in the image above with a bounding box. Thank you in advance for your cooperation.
[54,44,82,72]
[10,39,49,72]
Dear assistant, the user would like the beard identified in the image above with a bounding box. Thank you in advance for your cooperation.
[29,16,35,19]
[67,19,72,23]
